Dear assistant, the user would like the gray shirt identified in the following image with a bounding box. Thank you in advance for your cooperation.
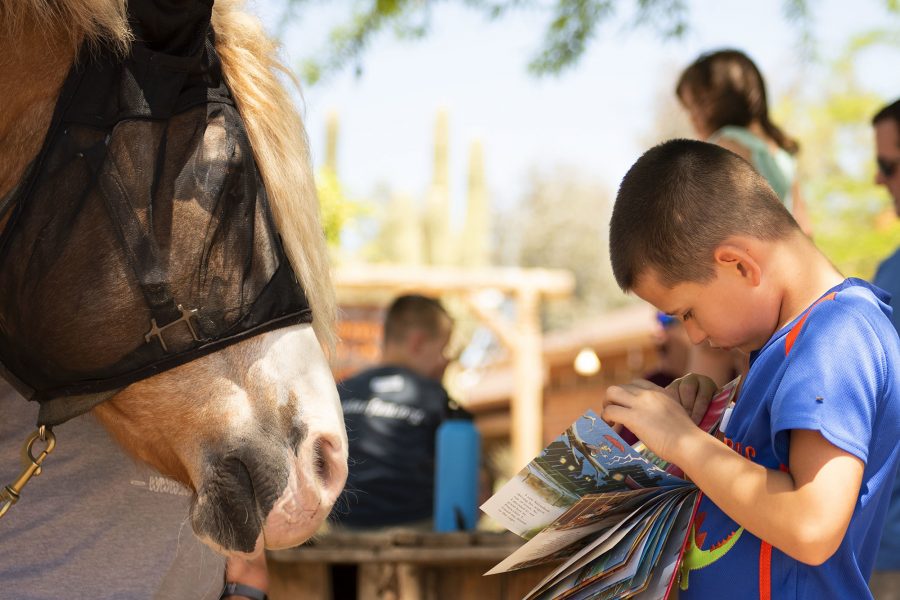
[0,382,225,599]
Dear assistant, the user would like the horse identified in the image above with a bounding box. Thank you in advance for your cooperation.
[0,0,348,557]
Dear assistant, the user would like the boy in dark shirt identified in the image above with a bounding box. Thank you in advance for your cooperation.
[336,294,453,528]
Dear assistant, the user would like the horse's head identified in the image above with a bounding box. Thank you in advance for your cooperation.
[0,0,348,556]
[92,325,348,554]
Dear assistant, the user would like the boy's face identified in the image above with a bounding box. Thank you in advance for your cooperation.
[633,264,779,355]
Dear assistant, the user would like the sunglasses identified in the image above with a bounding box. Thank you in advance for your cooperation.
[878,157,898,178]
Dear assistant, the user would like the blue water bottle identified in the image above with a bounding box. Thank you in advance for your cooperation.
[434,407,481,531]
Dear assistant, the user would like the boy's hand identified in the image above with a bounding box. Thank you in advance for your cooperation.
[603,380,698,463]
[665,373,718,425]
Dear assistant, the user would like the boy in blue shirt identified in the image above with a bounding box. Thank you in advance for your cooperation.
[605,139,900,598]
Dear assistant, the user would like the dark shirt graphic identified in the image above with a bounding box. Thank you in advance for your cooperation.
[337,366,450,528]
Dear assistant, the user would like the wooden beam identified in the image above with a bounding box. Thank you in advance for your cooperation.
[458,293,518,351]
[335,264,574,298]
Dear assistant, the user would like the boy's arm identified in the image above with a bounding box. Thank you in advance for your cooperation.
[604,382,864,565]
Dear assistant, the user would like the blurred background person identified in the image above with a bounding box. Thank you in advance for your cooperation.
[676,48,811,234]
[334,294,454,530]
[643,312,692,388]
[870,97,900,600]
[675,48,808,386]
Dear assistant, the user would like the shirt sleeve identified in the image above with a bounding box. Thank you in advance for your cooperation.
[769,298,886,466]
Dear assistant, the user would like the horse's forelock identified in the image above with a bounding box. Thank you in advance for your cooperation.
[212,0,337,356]
[0,0,130,54]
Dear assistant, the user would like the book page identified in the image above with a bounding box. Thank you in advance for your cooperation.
[486,490,658,576]
[631,495,699,599]
[482,378,735,597]
[562,494,690,600]
[481,410,685,539]
[521,488,694,599]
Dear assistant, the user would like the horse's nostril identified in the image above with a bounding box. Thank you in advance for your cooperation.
[309,435,347,500]
[313,438,329,484]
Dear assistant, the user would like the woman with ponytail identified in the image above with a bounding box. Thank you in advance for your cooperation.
[676,49,812,235]
[674,49,812,386]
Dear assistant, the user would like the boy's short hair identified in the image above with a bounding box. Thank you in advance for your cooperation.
[383,294,450,345]
[609,139,799,291]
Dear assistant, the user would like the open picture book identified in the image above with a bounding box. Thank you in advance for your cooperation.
[480,377,741,600]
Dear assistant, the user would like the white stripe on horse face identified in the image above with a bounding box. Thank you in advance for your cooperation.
[222,383,254,431]
[244,325,345,436]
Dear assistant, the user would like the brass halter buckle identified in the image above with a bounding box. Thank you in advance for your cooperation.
[144,304,200,352]
[0,426,56,519]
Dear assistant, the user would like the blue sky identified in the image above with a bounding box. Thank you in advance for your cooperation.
[251,0,899,223]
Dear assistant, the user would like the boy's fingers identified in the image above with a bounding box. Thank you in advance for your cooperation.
[691,385,714,422]
[678,378,699,406]
[663,380,680,401]
[602,404,627,427]
[608,384,640,398]
[690,399,708,423]
[605,386,634,406]
[682,398,701,424]
[630,379,661,391]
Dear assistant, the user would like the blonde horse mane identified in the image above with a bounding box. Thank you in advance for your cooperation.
[0,0,336,352]
[212,0,336,352]
[0,0,130,55]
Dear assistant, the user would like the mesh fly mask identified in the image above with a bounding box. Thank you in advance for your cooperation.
[0,3,313,426]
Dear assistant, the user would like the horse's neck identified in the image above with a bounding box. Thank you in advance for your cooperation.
[0,16,76,207]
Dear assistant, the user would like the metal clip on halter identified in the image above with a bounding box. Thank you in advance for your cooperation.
[145,304,200,352]
[0,426,56,519]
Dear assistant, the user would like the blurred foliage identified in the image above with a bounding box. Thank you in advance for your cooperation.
[316,165,368,248]
[282,0,897,84]
[775,29,900,279]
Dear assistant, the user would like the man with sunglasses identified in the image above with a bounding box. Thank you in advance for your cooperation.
[875,99,900,216]
[871,98,900,600]
[872,99,900,345]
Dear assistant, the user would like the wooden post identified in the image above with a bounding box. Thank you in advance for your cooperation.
[511,287,543,470]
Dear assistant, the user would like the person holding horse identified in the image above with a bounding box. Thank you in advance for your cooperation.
[0,381,227,597]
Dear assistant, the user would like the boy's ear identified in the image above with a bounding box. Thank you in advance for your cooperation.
[713,243,762,286]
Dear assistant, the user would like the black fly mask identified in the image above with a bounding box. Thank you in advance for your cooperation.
[0,3,313,425]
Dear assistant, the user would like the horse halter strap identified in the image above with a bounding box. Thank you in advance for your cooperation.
[0,2,313,426]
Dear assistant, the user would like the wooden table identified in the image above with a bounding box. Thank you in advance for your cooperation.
[267,530,555,600]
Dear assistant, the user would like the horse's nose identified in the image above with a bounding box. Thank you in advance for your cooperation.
[309,433,348,505]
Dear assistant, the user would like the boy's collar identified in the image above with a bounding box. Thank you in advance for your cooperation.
[752,278,875,361]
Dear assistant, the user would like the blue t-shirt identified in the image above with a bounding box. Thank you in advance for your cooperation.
[874,247,900,570]
[680,278,900,599]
